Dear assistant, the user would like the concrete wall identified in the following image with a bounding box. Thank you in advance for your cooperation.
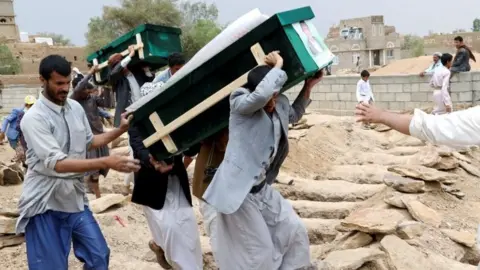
[285,72,480,116]
[0,85,41,115]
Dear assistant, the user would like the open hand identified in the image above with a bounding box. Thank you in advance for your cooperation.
[106,155,140,173]
[355,102,385,124]
[149,154,173,173]
[305,70,324,89]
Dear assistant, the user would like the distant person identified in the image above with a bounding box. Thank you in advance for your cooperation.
[356,56,361,73]
[429,53,453,115]
[1,95,36,155]
[420,52,443,77]
[356,70,375,129]
[451,36,476,74]
[152,52,186,83]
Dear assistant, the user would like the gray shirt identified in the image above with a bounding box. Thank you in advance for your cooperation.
[16,93,93,233]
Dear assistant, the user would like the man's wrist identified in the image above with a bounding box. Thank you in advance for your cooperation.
[97,157,109,170]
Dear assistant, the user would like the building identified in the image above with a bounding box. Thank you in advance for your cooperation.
[423,32,480,56]
[325,15,403,73]
[0,0,87,74]
[0,0,19,42]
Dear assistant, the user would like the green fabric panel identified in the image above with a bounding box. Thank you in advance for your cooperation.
[276,6,314,26]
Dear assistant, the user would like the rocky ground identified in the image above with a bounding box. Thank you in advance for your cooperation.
[1,113,480,270]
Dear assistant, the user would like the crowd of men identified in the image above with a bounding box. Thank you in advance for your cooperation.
[1,34,478,270]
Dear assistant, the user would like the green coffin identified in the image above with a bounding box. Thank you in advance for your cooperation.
[128,7,332,161]
[86,24,182,83]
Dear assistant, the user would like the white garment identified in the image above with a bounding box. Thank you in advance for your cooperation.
[143,175,202,269]
[429,66,452,115]
[120,56,142,103]
[123,142,134,187]
[356,79,374,103]
[199,200,219,265]
[409,107,480,149]
[215,184,310,270]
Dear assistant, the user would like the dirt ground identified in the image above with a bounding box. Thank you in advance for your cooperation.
[1,113,480,269]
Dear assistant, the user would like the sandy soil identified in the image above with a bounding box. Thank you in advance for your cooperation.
[1,113,480,269]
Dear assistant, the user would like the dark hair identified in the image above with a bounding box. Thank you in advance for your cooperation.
[39,55,72,80]
[441,53,453,66]
[454,36,463,42]
[360,70,370,78]
[72,74,84,88]
[245,65,272,92]
[168,52,185,67]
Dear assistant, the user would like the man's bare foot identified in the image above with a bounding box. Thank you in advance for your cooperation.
[149,240,172,269]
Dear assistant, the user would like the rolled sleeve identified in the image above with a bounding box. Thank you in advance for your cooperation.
[409,108,480,148]
[21,113,68,170]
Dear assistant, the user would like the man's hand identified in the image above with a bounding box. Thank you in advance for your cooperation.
[446,105,452,113]
[105,155,141,173]
[128,45,136,57]
[305,70,324,90]
[265,51,283,69]
[149,154,173,173]
[419,72,425,77]
[88,65,100,75]
[119,112,132,132]
[355,102,386,124]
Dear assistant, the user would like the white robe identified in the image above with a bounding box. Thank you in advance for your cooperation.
[143,175,202,269]
[199,200,219,265]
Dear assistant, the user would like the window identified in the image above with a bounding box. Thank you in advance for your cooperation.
[387,49,394,58]
[352,53,360,63]
[332,55,339,65]
[74,56,77,61]
[0,18,6,23]
[378,25,384,36]
[371,25,376,37]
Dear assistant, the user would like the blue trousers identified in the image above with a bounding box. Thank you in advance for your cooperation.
[25,207,110,270]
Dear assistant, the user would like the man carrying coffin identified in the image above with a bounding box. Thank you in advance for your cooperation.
[203,51,323,269]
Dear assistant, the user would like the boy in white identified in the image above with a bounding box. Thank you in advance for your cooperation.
[429,53,453,115]
[356,70,375,129]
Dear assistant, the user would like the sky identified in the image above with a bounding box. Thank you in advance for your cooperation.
[12,0,480,46]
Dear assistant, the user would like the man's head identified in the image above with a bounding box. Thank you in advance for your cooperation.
[39,55,72,105]
[246,65,278,113]
[433,52,442,63]
[168,53,185,76]
[360,70,370,81]
[71,75,95,99]
[454,36,464,49]
[24,95,36,109]
[441,53,453,68]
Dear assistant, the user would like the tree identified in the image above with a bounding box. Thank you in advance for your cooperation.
[0,45,21,75]
[36,32,73,46]
[473,18,480,32]
[84,0,222,59]
[401,34,424,57]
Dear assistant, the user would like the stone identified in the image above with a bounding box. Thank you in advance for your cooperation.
[396,221,424,239]
[458,160,480,177]
[433,156,459,170]
[111,135,128,149]
[290,200,358,219]
[0,165,23,186]
[441,229,476,248]
[0,208,19,218]
[0,216,17,234]
[314,232,374,260]
[437,145,454,156]
[323,248,385,270]
[380,235,476,270]
[383,190,417,209]
[407,146,441,167]
[341,208,410,234]
[89,194,127,214]
[288,130,308,140]
[388,165,458,183]
[383,174,425,193]
[402,200,442,227]
[302,218,341,245]
[374,124,392,132]
[452,151,472,163]
[0,234,25,249]
[412,226,466,262]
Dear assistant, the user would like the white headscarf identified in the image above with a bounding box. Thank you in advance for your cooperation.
[433,52,442,58]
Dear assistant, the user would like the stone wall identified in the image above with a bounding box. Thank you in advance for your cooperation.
[285,72,480,116]
[0,85,41,115]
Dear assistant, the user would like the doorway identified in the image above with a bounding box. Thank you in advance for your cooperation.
[372,50,381,66]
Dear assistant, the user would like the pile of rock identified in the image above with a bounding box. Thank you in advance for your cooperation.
[0,209,24,250]
[0,162,24,186]
[313,145,479,269]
